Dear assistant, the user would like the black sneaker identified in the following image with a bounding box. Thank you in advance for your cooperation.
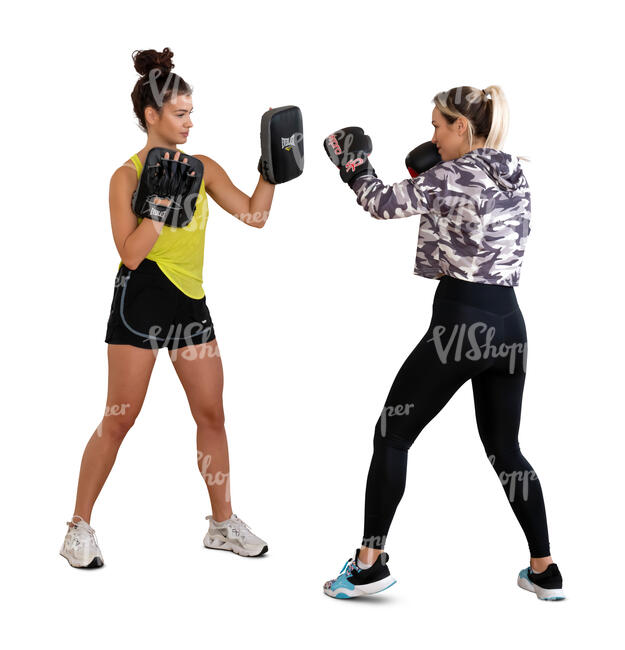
[517,563,566,600]
[323,548,397,599]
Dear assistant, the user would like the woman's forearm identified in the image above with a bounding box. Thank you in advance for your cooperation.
[120,218,163,269]
[239,176,275,228]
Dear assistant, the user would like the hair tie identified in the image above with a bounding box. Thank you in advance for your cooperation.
[482,88,491,99]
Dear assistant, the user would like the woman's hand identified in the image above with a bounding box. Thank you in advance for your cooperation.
[141,149,198,225]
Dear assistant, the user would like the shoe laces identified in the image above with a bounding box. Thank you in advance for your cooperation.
[66,515,99,547]
[229,514,255,540]
[231,514,251,531]
[206,513,253,539]
[337,556,360,579]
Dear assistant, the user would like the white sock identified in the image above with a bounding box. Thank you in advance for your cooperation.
[213,516,231,525]
[357,558,373,570]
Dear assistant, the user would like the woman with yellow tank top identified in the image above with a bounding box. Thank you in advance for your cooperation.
[60,48,277,567]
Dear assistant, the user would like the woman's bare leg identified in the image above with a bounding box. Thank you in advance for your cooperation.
[169,340,232,522]
[71,345,158,523]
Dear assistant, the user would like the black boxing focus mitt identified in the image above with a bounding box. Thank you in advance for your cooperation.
[258,106,304,184]
[132,147,204,228]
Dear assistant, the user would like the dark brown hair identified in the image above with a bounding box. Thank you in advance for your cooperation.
[432,85,509,150]
[130,48,192,132]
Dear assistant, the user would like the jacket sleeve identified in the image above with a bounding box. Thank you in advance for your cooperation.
[350,174,432,220]
[351,172,444,278]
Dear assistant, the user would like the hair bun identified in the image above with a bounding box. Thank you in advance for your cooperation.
[132,47,175,77]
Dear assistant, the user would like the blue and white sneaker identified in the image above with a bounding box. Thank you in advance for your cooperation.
[323,548,397,599]
[517,563,566,600]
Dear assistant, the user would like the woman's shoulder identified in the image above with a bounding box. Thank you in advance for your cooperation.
[110,158,139,189]
[191,154,228,187]
[193,153,219,172]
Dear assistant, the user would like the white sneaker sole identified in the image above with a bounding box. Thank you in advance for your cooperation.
[517,576,565,600]
[59,548,104,569]
[324,575,397,599]
[203,535,268,557]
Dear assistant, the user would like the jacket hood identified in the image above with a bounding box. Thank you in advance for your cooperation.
[463,147,527,192]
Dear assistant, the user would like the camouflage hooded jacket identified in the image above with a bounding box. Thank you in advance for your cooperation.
[350,147,531,287]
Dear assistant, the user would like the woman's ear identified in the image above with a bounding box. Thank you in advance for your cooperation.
[145,106,158,127]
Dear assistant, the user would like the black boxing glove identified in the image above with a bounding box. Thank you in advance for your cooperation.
[405,142,441,178]
[324,126,376,187]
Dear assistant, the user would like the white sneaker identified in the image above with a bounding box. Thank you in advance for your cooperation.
[59,516,104,568]
[203,514,268,557]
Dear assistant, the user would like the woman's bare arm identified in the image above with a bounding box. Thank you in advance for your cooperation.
[109,163,163,269]
[197,155,274,228]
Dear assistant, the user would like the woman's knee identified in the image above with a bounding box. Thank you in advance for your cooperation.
[374,401,421,450]
[193,405,225,432]
[96,404,139,444]
[482,439,522,467]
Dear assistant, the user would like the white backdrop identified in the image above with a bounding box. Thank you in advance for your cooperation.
[2,0,622,647]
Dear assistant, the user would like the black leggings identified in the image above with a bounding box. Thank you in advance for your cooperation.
[362,275,551,558]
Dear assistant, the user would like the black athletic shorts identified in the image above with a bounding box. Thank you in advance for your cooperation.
[105,259,216,350]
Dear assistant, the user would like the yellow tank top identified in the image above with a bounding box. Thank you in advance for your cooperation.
[127,152,209,299]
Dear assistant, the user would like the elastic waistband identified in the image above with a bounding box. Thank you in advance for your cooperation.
[434,275,518,314]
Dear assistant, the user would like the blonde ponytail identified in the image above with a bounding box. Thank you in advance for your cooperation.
[432,85,510,151]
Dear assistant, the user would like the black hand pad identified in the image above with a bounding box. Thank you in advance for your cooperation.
[258,106,304,184]
[132,147,204,228]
